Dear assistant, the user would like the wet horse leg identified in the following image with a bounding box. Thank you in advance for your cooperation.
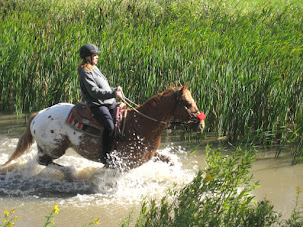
[37,146,54,166]
[37,145,73,179]
[153,152,174,166]
[36,134,70,167]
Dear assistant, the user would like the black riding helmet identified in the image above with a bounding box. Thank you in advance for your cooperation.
[79,43,101,59]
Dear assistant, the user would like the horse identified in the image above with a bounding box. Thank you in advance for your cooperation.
[2,83,205,171]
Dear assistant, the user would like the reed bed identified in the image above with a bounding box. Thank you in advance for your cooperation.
[0,0,302,151]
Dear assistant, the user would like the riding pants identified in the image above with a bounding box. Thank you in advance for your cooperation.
[90,102,116,164]
[90,102,116,135]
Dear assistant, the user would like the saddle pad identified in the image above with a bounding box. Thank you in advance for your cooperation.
[66,102,127,138]
[66,111,102,137]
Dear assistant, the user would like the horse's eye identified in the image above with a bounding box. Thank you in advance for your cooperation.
[186,103,192,108]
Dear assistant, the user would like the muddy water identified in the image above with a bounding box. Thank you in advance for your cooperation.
[0,113,302,226]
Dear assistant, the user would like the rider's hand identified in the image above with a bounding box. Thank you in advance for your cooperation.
[117,86,123,92]
[116,86,124,99]
[116,90,124,99]
[116,91,122,99]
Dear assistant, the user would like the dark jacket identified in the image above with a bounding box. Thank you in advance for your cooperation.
[79,65,117,107]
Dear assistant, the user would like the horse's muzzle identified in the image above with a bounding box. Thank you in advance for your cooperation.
[191,120,205,133]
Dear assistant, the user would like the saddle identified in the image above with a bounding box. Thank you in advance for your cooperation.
[66,102,127,138]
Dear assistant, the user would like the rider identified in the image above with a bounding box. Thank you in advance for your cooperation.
[78,43,124,164]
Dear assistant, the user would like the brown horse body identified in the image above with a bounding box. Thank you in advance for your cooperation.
[2,84,205,171]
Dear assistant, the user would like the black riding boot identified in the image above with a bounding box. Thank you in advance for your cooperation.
[101,129,115,164]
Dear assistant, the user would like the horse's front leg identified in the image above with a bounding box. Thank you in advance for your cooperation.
[152,152,174,166]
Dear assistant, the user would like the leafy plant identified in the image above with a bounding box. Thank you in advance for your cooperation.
[44,205,60,227]
[2,208,20,227]
[126,147,281,226]
[281,186,303,226]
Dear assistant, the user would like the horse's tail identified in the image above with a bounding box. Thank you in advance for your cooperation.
[1,112,38,167]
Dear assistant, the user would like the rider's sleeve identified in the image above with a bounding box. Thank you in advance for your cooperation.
[80,70,117,101]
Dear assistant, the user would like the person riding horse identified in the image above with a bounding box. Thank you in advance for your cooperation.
[78,43,124,164]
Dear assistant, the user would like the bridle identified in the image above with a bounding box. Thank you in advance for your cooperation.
[121,91,202,126]
[171,92,202,125]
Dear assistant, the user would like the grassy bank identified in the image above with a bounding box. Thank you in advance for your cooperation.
[0,0,302,148]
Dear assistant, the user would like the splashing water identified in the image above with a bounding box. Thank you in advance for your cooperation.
[0,134,204,226]
[0,136,200,206]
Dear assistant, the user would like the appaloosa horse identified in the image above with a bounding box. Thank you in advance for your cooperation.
[2,83,205,170]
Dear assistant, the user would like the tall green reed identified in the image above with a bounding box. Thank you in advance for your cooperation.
[0,0,302,149]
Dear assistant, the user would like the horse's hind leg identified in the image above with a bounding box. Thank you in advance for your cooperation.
[37,146,74,180]
[37,146,54,166]
[37,146,65,168]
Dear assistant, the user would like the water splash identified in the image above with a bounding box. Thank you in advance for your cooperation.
[0,137,198,206]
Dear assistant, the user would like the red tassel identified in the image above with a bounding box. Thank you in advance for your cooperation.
[198,112,206,121]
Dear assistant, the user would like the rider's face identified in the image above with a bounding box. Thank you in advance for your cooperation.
[91,54,99,65]
[86,54,99,65]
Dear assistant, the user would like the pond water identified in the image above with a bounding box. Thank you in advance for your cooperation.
[0,113,302,226]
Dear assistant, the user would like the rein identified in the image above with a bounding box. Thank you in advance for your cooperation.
[121,92,201,126]
[121,96,168,125]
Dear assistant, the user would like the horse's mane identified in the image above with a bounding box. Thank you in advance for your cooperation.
[138,87,179,112]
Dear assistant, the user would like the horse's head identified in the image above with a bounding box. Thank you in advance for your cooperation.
[173,83,206,133]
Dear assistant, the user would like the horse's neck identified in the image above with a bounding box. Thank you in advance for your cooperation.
[137,91,176,123]
[124,90,177,145]
[126,91,176,142]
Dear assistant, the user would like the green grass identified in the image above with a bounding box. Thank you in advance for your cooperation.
[0,0,302,149]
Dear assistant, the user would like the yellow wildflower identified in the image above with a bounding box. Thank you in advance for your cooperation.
[92,218,100,225]
[7,222,15,227]
[3,218,7,223]
[11,209,16,213]
[4,209,10,217]
[54,205,59,214]
[14,216,20,221]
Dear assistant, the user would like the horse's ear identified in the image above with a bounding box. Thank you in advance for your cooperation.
[178,82,190,99]
[184,82,190,90]
[180,82,190,93]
